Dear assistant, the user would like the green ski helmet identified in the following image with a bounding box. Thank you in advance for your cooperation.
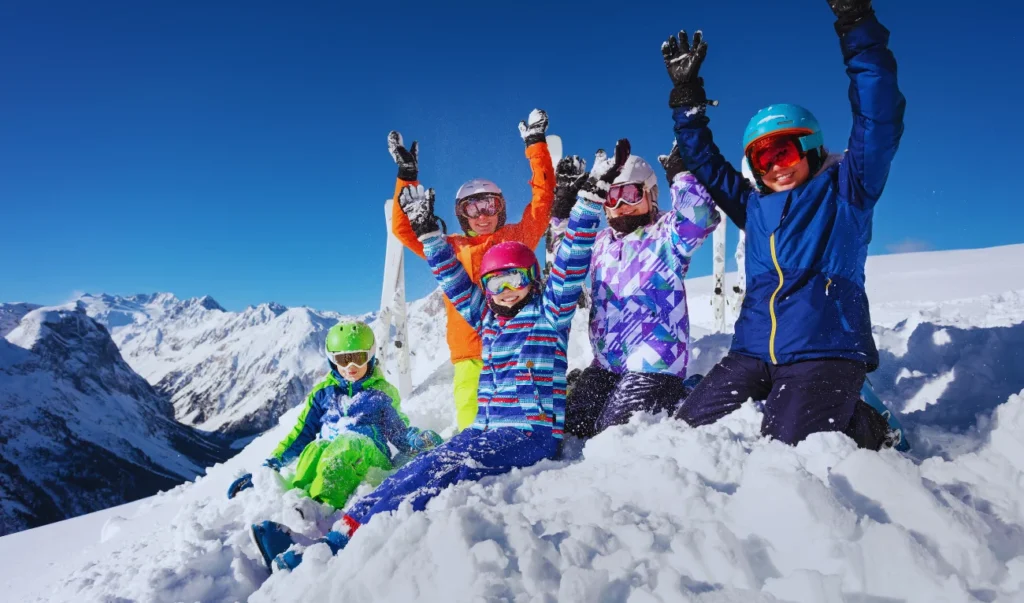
[325,321,376,357]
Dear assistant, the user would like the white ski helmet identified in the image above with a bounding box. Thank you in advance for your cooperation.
[455,178,506,234]
[613,156,658,191]
[455,178,502,201]
[612,155,659,210]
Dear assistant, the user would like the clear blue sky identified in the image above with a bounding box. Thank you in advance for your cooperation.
[2,1,1020,314]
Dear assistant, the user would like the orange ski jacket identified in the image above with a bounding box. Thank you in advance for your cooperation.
[390,141,555,363]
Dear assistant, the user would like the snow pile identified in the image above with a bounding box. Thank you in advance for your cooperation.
[16,389,1024,602]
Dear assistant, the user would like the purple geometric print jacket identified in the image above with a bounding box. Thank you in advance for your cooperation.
[588,172,719,376]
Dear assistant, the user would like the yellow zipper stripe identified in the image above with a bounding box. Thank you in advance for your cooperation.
[768,234,784,365]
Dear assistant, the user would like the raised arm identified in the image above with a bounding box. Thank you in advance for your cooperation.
[399,184,487,330]
[500,109,556,248]
[387,131,429,259]
[662,29,753,228]
[543,142,629,329]
[658,143,721,256]
[829,1,906,208]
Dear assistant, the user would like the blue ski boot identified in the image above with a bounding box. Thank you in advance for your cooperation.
[860,382,911,452]
[250,520,296,571]
[272,529,351,571]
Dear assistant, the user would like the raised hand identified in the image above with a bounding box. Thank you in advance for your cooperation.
[662,30,712,109]
[580,139,631,204]
[658,141,687,182]
[398,184,443,239]
[552,155,587,219]
[518,109,549,147]
[826,0,874,33]
[388,131,419,181]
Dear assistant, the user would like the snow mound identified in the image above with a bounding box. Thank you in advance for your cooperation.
[23,390,1024,602]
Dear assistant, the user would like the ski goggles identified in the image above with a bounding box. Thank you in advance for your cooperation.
[457,194,503,218]
[327,350,371,368]
[605,182,646,210]
[747,134,805,175]
[481,267,532,295]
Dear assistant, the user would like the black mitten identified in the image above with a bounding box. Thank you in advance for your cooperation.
[552,155,587,219]
[661,30,711,109]
[518,109,549,147]
[398,184,443,239]
[388,131,419,181]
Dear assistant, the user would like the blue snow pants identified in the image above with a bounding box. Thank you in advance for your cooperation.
[345,427,560,526]
[674,352,884,448]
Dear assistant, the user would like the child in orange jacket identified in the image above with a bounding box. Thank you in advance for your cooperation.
[386,109,555,431]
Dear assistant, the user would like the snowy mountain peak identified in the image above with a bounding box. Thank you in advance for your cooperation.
[0,303,230,536]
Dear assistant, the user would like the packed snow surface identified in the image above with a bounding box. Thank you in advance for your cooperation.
[3,243,1024,602]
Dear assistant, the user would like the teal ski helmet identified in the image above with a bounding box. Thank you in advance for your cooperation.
[742,104,826,191]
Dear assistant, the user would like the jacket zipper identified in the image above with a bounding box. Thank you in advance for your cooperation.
[768,233,784,365]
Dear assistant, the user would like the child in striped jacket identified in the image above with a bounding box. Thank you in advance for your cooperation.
[250,141,632,572]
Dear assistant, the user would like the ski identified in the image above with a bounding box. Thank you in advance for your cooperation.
[711,209,727,332]
[379,198,413,400]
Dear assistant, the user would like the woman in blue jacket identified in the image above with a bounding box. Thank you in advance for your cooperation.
[665,0,906,446]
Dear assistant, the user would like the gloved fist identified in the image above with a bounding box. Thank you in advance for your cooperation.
[552,155,587,220]
[580,139,631,204]
[398,184,444,240]
[405,426,443,451]
[388,131,419,181]
[826,0,874,34]
[661,30,712,109]
[518,109,549,147]
[658,141,687,182]
[227,473,253,499]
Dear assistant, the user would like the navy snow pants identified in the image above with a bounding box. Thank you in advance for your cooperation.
[674,352,886,448]
[345,427,559,526]
[566,365,693,439]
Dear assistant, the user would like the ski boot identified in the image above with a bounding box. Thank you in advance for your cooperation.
[250,520,296,571]
[271,530,351,571]
[860,382,911,452]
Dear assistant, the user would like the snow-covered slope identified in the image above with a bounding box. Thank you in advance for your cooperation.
[4,243,1024,602]
[77,291,452,439]
[0,303,229,536]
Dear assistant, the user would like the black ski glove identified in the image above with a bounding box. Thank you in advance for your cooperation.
[552,155,587,220]
[388,131,419,181]
[658,142,687,182]
[827,0,875,35]
[579,139,631,205]
[662,30,713,109]
[518,109,549,147]
[398,184,443,239]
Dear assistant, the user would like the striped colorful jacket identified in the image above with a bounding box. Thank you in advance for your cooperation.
[422,196,603,439]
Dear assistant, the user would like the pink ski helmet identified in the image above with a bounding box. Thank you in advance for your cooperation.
[480,241,540,282]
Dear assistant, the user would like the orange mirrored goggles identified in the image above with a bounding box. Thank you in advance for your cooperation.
[747,134,804,175]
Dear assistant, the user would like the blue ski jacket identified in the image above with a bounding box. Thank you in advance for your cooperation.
[671,15,905,370]
[422,196,602,440]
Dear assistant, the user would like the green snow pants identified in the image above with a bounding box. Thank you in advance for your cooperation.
[290,435,392,510]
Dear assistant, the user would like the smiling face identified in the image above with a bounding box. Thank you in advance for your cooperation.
[467,214,498,235]
[490,285,530,307]
[759,156,812,192]
[338,362,369,382]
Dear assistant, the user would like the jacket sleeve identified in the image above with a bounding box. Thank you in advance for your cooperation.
[837,14,906,209]
[375,391,413,454]
[667,172,721,257]
[390,178,428,260]
[542,198,603,330]
[270,387,325,463]
[499,142,556,248]
[671,107,753,230]
[423,234,486,331]
[370,369,409,427]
